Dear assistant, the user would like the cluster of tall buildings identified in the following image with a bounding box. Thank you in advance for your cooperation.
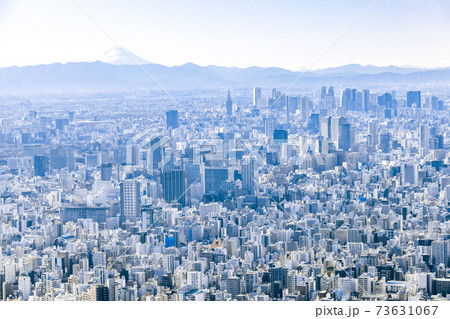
[0,85,448,301]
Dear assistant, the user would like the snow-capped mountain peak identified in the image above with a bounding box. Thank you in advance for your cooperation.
[98,47,150,65]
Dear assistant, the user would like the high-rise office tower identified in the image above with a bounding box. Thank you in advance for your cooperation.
[268,88,286,109]
[146,136,163,173]
[432,241,448,267]
[301,96,310,122]
[34,155,49,177]
[362,89,370,112]
[241,156,256,193]
[120,179,141,222]
[330,117,346,145]
[355,91,363,111]
[320,116,332,140]
[162,169,186,206]
[287,96,299,115]
[338,123,352,152]
[340,88,356,111]
[202,166,230,194]
[328,86,334,97]
[320,86,327,100]
[402,163,418,186]
[407,91,421,108]
[226,89,233,116]
[379,132,391,153]
[308,113,320,133]
[420,124,430,156]
[325,87,336,109]
[50,147,75,171]
[263,117,275,138]
[253,87,262,108]
[431,96,441,110]
[368,119,378,147]
[166,110,179,129]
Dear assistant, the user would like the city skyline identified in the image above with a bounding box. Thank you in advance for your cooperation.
[1,0,450,307]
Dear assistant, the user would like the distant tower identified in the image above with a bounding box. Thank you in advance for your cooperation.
[253,87,262,108]
[368,119,378,147]
[420,124,430,156]
[226,89,233,116]
[407,91,421,108]
[166,110,179,129]
[242,155,256,194]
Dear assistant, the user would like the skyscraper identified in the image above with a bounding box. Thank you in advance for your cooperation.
[402,163,418,186]
[166,110,179,129]
[379,132,391,153]
[202,166,230,194]
[241,155,256,193]
[432,241,448,267]
[301,96,310,122]
[341,88,356,111]
[320,116,332,140]
[34,155,49,177]
[253,87,262,108]
[362,89,370,112]
[287,96,299,115]
[368,119,378,147]
[407,91,421,108]
[330,117,346,146]
[263,117,275,138]
[420,124,430,156]
[308,113,320,133]
[338,123,352,152]
[50,147,75,171]
[325,86,336,109]
[120,179,141,222]
[226,89,233,116]
[162,169,186,206]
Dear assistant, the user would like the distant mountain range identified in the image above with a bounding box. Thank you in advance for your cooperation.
[0,48,449,94]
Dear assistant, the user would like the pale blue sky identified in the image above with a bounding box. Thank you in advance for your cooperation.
[0,0,449,69]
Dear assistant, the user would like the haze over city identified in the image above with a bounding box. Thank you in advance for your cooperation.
[0,0,449,306]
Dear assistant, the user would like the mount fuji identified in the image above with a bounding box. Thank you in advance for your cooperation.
[97,47,150,65]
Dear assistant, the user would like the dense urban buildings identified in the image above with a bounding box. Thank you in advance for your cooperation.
[0,85,449,302]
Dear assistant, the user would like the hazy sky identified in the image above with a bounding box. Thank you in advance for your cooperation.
[1,0,450,70]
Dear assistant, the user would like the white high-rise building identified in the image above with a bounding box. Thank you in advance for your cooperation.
[253,87,262,108]
[120,179,141,222]
[4,263,16,283]
[18,275,31,301]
